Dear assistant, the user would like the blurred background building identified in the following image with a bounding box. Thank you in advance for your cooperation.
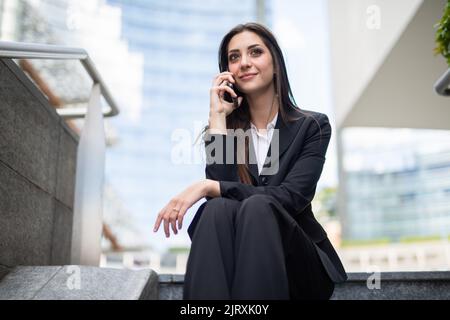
[1,0,449,273]
[328,0,450,272]
[343,128,450,242]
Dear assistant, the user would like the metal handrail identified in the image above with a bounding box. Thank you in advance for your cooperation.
[434,68,450,97]
[0,40,120,118]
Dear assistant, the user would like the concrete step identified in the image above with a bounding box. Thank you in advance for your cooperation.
[0,266,158,300]
[1,267,448,300]
[158,272,450,300]
[158,274,185,300]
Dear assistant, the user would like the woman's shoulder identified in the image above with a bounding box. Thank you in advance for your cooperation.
[286,109,332,141]
[298,109,329,122]
[289,108,330,127]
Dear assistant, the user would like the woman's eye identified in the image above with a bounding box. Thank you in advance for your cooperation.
[228,48,262,62]
[228,54,238,61]
[251,48,263,56]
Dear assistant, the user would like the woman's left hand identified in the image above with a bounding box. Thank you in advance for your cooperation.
[153,179,219,237]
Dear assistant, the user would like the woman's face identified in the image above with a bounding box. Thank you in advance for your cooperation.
[227,31,275,96]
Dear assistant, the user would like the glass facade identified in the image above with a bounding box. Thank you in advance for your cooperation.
[342,128,450,242]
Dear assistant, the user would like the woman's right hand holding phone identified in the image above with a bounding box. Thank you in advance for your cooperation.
[208,72,243,134]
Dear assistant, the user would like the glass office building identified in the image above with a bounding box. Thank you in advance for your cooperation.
[342,128,450,242]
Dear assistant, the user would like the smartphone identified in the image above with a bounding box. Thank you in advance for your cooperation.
[223,80,242,109]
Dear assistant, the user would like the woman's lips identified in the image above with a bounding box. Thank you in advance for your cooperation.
[240,73,257,81]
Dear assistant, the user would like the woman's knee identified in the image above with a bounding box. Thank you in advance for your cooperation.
[241,194,276,211]
[200,197,236,225]
[238,194,277,222]
[204,197,227,210]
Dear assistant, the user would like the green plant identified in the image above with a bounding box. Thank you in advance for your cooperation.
[313,186,338,220]
[399,234,442,243]
[168,246,190,254]
[341,238,391,248]
[434,0,450,66]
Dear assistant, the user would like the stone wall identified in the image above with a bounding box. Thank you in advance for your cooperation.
[0,58,78,267]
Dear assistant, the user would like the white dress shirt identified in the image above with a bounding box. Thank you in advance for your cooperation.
[250,112,278,175]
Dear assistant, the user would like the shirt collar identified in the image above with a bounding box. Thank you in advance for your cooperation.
[250,112,279,131]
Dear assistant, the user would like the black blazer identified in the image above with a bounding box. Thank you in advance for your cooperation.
[188,110,347,284]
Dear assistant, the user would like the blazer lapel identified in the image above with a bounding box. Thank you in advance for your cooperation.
[258,113,301,177]
[247,136,259,182]
[247,113,301,182]
[276,112,301,158]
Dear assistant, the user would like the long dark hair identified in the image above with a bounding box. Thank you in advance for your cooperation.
[200,22,307,184]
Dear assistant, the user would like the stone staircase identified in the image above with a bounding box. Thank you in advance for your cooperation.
[158,272,450,300]
[0,266,158,300]
[0,266,449,300]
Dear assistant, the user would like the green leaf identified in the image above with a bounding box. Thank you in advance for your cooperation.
[435,0,450,66]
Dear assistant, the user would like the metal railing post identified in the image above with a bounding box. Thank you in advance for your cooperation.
[71,84,106,266]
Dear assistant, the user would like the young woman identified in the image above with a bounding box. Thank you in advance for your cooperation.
[153,22,347,300]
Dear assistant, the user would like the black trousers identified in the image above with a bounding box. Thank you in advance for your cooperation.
[183,194,334,300]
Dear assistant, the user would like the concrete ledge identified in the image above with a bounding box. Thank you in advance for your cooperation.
[0,266,159,300]
[0,58,78,267]
[0,266,10,282]
[2,269,448,300]
[158,274,184,300]
[331,271,450,300]
[158,272,450,300]
[0,162,55,266]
